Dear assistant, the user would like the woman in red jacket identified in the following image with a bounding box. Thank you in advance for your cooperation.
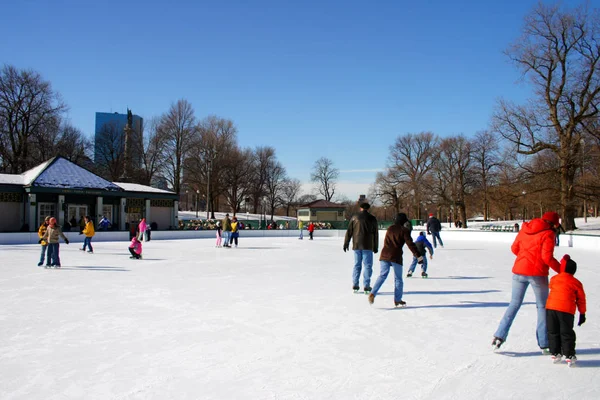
[492,211,561,352]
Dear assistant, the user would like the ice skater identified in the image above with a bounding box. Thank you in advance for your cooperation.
[37,216,51,266]
[216,222,223,247]
[406,232,434,278]
[343,202,378,294]
[128,236,143,259]
[368,213,421,307]
[546,255,586,366]
[80,215,95,253]
[138,218,148,241]
[39,217,69,268]
[229,216,239,247]
[426,213,444,248]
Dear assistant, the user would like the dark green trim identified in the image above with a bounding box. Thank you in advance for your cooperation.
[24,186,177,200]
[0,184,25,193]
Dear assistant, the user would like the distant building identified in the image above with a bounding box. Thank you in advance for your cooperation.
[94,111,143,168]
[296,200,346,222]
[358,194,367,203]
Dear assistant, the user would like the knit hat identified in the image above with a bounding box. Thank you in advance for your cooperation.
[429,213,434,217]
[395,213,408,225]
[359,202,370,210]
[560,255,577,274]
[542,211,560,226]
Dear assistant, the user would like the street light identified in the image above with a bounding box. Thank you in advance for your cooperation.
[195,189,200,218]
[186,190,189,212]
[522,191,526,222]
[581,138,587,223]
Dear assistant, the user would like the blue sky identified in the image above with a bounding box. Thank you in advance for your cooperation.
[2,0,593,200]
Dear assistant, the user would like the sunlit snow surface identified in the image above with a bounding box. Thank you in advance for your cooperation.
[1,229,599,399]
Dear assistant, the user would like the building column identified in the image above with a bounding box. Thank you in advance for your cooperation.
[172,201,179,230]
[58,195,65,227]
[120,198,127,231]
[28,193,36,232]
[96,197,104,222]
[145,199,151,223]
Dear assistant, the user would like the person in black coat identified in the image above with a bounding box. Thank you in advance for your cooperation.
[426,214,444,248]
[343,202,379,293]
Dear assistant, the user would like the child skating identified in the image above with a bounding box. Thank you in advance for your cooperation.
[216,222,223,247]
[546,255,586,366]
[39,217,69,268]
[406,232,434,278]
[128,236,143,259]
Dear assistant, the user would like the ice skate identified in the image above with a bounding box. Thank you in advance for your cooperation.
[421,271,428,278]
[492,337,504,350]
[551,354,562,363]
[37,262,43,267]
[565,355,577,367]
[368,293,375,304]
[395,300,406,307]
[406,272,413,278]
[541,348,551,355]
[353,286,359,293]
[363,286,372,295]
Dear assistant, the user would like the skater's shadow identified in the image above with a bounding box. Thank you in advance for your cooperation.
[498,348,600,367]
[379,290,500,296]
[426,276,492,280]
[60,266,130,272]
[386,301,535,310]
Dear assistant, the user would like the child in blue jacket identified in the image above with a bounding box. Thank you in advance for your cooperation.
[407,232,434,277]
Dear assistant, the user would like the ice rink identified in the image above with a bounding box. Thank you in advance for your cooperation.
[1,233,598,399]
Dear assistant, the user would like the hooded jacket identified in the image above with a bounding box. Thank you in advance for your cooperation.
[510,217,560,276]
[344,210,378,251]
[546,257,586,315]
[38,223,49,246]
[379,214,420,263]
[82,221,95,237]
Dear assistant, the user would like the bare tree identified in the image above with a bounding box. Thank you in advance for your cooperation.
[0,65,67,173]
[492,3,600,230]
[221,147,253,214]
[265,159,287,220]
[280,178,302,216]
[133,116,166,186]
[94,120,125,181]
[471,131,502,221]
[310,157,339,201]
[248,146,276,213]
[385,132,439,219]
[159,99,196,195]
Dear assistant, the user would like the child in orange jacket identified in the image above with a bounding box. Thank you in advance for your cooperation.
[546,254,586,365]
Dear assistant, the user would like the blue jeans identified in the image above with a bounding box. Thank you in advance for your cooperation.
[372,261,404,303]
[494,274,549,348]
[299,229,303,239]
[47,243,61,266]
[222,231,230,245]
[82,236,93,252]
[352,250,373,288]
[408,255,428,274]
[431,231,443,248]
[39,245,48,264]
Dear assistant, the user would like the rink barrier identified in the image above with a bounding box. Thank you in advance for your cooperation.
[1,229,598,250]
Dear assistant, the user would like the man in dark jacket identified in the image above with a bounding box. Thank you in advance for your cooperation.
[368,213,421,307]
[343,202,378,293]
[426,213,444,248]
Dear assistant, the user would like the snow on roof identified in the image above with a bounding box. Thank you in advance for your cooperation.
[114,182,175,194]
[32,158,122,190]
[0,159,54,186]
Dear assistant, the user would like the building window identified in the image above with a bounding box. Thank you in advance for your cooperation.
[298,210,309,217]
[311,210,317,216]
[338,211,344,216]
[38,203,56,226]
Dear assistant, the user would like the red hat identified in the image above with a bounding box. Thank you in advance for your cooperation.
[428,213,434,217]
[542,211,560,226]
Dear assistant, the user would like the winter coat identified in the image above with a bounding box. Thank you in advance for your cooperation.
[99,218,111,229]
[216,226,222,238]
[298,221,303,230]
[308,223,315,233]
[546,259,586,315]
[511,218,560,276]
[414,234,434,257]
[426,217,442,233]
[129,238,142,255]
[41,225,68,244]
[231,221,238,233]
[82,221,95,237]
[379,222,420,264]
[222,217,232,232]
[38,223,49,246]
[344,211,378,251]
[138,220,147,234]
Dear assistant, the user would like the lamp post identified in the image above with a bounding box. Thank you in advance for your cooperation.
[195,189,199,218]
[186,190,189,212]
[581,138,587,223]
[522,190,526,222]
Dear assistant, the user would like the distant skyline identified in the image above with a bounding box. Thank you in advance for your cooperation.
[3,0,598,201]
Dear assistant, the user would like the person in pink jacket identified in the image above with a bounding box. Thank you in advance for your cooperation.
[138,218,148,241]
[128,236,143,259]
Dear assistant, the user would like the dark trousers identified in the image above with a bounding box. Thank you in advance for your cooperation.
[547,309,576,357]
[309,231,313,240]
[128,247,141,259]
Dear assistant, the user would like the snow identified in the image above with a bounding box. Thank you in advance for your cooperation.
[114,182,175,194]
[1,224,599,399]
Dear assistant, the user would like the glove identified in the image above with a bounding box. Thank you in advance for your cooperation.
[417,256,424,264]
[79,232,83,235]
[38,239,42,244]
[429,255,433,260]
[65,239,70,245]
[562,254,571,261]
[343,245,349,253]
[373,248,378,254]
[578,313,586,326]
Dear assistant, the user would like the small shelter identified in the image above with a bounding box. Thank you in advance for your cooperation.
[296,200,346,222]
[0,157,179,232]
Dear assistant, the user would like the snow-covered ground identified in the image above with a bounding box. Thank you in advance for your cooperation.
[1,225,598,399]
